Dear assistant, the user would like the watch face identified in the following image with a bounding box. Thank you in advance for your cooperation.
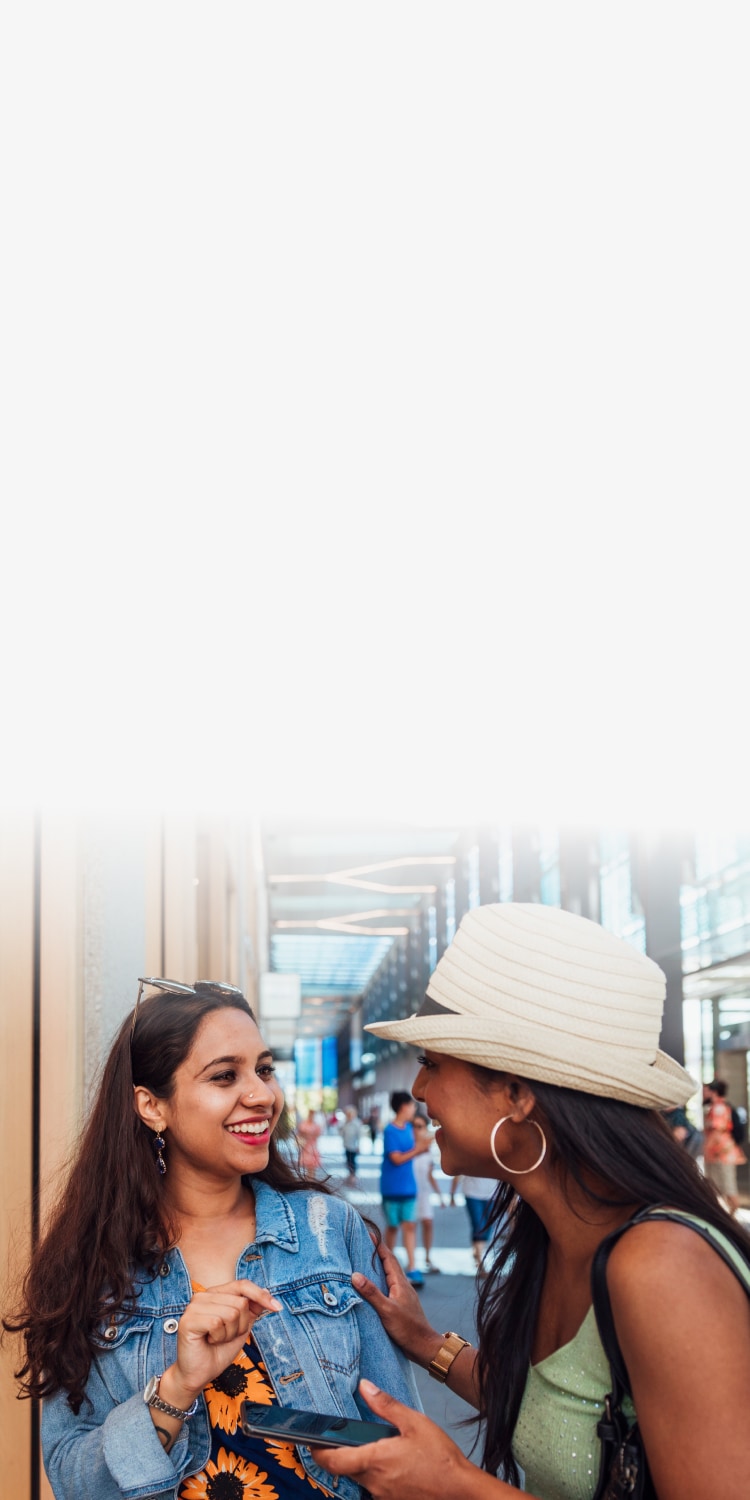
[144,1375,160,1404]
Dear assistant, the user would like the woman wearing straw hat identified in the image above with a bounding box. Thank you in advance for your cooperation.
[310,903,750,1500]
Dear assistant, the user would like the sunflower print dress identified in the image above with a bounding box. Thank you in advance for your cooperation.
[179,1300,330,1500]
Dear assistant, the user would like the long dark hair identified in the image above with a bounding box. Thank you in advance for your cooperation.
[3,988,336,1413]
[472,1073,750,1486]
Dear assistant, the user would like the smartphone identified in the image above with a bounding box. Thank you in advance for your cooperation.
[240,1400,400,1448]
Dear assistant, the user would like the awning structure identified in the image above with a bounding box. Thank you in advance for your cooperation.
[261,820,463,1041]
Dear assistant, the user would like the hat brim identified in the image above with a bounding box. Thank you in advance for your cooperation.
[364,1014,696,1110]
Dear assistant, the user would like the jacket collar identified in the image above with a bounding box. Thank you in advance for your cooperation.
[246,1177,300,1252]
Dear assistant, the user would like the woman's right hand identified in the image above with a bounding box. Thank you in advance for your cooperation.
[352,1242,442,1366]
[167,1279,282,1404]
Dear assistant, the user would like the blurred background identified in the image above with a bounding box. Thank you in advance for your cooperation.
[4,809,750,1492]
[2,4,748,1494]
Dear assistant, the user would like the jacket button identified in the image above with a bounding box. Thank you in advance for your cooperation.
[163,1317,179,1334]
[103,1325,117,1341]
[322,1291,338,1307]
[159,1262,171,1276]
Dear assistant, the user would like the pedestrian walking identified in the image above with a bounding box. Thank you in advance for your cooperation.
[412,1115,446,1273]
[295,1107,323,1174]
[450,1173,503,1275]
[367,1105,381,1149]
[703,1078,747,1215]
[341,1106,363,1183]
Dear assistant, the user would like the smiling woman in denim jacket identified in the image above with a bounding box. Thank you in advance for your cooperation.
[4,980,420,1500]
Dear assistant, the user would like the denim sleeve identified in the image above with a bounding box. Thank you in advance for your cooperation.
[42,1378,196,1500]
[343,1202,423,1416]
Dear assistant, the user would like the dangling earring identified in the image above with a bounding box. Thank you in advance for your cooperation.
[153,1129,167,1176]
[490,1116,546,1174]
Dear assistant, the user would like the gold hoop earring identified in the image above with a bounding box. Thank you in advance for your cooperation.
[490,1116,546,1174]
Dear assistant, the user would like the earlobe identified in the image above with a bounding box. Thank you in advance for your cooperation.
[503,1075,537,1121]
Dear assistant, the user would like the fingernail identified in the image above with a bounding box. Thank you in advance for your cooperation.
[360,1378,380,1397]
[352,1273,365,1287]
[270,1299,282,1310]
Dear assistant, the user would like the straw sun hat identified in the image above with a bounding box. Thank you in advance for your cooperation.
[365,903,695,1109]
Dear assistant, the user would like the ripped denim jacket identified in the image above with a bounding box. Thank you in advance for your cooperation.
[42,1180,421,1500]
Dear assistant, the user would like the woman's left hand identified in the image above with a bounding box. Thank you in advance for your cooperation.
[309,1380,476,1500]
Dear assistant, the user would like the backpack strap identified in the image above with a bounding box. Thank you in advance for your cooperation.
[591,1206,750,1397]
[590,1209,750,1500]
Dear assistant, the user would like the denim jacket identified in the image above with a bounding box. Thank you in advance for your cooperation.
[42,1181,422,1500]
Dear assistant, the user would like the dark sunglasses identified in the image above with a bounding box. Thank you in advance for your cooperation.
[130,976,245,1041]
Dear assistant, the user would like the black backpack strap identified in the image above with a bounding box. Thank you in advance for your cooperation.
[591,1209,750,1500]
[591,1206,750,1398]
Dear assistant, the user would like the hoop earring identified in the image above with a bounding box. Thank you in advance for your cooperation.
[490,1116,546,1175]
[153,1130,167,1176]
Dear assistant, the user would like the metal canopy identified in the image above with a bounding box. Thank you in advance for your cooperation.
[261,820,463,1038]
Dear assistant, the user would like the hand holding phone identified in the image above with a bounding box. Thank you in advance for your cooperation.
[308,1378,473,1500]
[240,1400,400,1448]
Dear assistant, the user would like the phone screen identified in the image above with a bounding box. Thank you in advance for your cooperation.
[240,1401,400,1448]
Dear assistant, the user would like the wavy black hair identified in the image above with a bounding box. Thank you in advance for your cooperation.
[3,988,343,1413]
[470,1072,750,1486]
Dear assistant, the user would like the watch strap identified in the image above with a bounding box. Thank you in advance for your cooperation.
[428,1330,471,1383]
[144,1374,198,1421]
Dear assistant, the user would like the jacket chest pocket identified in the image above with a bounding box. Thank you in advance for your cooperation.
[95,1314,158,1397]
[283,1280,362,1375]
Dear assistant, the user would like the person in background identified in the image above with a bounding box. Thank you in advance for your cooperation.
[450,1173,503,1276]
[2,979,421,1500]
[703,1078,746,1215]
[295,1106,323,1175]
[662,1104,703,1161]
[308,903,750,1500]
[380,1091,430,1288]
[367,1105,381,1149]
[411,1114,446,1273]
[341,1106,363,1185]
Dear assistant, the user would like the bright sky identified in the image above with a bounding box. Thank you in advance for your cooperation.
[2,5,748,834]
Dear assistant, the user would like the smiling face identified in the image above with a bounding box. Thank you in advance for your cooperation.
[411,1049,509,1179]
[136,1008,285,1184]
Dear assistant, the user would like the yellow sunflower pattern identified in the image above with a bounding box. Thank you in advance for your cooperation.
[204,1351,275,1434]
[178,1333,332,1500]
[265,1441,326,1491]
[179,1446,277,1500]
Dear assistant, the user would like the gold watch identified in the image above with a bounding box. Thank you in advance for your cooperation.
[428,1331,471,1383]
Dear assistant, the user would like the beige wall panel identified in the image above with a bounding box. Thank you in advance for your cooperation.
[248,818,268,1012]
[209,824,230,983]
[38,818,82,1500]
[227,861,238,990]
[163,816,198,983]
[78,813,150,1099]
[38,815,82,1222]
[0,815,35,1491]
[195,821,230,984]
[239,822,260,1009]
[144,816,167,978]
[227,820,241,986]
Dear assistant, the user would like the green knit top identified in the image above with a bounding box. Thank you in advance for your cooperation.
[512,1213,748,1500]
[512,1302,631,1500]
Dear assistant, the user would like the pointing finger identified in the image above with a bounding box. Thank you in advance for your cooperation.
[206,1279,282,1313]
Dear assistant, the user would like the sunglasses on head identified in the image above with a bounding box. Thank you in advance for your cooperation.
[130,976,245,1041]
